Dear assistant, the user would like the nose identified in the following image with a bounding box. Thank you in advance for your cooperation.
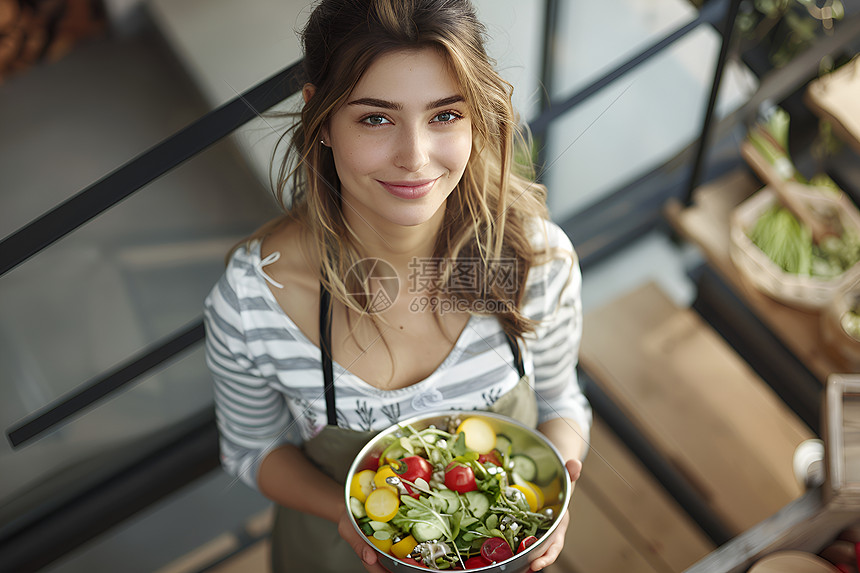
[394,125,430,172]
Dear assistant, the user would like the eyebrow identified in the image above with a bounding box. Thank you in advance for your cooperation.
[347,95,465,111]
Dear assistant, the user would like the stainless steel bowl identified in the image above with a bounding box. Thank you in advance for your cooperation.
[345,411,571,573]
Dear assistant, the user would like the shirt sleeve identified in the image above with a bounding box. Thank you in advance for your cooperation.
[525,221,592,450]
[203,264,296,490]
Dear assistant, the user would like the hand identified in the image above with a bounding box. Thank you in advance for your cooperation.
[527,459,582,572]
[337,508,391,573]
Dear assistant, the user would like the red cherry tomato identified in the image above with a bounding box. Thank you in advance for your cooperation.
[463,555,491,569]
[480,537,514,564]
[517,535,538,553]
[478,450,502,467]
[391,455,434,497]
[444,462,477,493]
[360,454,381,472]
[401,557,426,568]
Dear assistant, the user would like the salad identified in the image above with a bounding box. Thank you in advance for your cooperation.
[347,416,564,570]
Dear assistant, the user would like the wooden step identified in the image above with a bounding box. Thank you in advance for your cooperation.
[546,416,714,573]
[579,282,813,535]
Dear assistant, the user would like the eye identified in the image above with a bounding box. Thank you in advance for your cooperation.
[361,114,391,126]
[432,111,463,124]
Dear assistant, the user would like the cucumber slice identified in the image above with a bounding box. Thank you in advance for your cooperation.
[464,491,491,518]
[436,488,460,513]
[368,520,394,532]
[536,464,559,485]
[510,454,537,482]
[349,496,367,519]
[380,441,407,464]
[412,521,446,542]
[495,434,513,454]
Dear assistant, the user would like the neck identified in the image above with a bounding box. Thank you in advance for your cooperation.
[345,205,445,274]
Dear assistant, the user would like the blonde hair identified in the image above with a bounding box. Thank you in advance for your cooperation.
[249,0,556,340]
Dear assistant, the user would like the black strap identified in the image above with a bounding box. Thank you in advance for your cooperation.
[320,284,338,426]
[505,332,525,379]
[319,283,525,427]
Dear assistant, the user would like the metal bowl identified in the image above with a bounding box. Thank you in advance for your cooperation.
[344,410,571,573]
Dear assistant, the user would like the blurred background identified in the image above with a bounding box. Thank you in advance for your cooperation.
[1,0,858,571]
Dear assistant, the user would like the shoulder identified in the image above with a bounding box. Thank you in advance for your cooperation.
[258,219,322,342]
[521,219,581,319]
[524,218,579,286]
[525,218,576,257]
[206,242,258,314]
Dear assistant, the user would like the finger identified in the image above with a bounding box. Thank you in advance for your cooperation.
[565,459,582,482]
[528,515,568,571]
[529,535,564,571]
[338,516,382,569]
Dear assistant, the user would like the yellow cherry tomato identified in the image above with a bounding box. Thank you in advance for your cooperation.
[512,484,539,512]
[541,477,562,505]
[350,469,376,503]
[455,417,496,454]
[374,465,399,492]
[365,487,400,522]
[525,480,545,510]
[391,535,418,559]
[369,535,393,553]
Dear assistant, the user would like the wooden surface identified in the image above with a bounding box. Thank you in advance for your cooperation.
[580,282,813,534]
[547,417,715,573]
[665,170,851,381]
[805,57,860,156]
[685,488,860,573]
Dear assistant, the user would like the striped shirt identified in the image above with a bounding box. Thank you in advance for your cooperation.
[203,219,591,489]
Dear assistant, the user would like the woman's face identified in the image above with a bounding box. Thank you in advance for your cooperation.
[323,47,472,231]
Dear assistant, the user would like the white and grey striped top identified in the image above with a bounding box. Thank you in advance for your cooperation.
[203,219,591,489]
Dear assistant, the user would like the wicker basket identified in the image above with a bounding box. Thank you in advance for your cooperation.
[820,282,860,371]
[729,186,860,311]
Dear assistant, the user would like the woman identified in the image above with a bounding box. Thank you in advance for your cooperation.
[203,0,591,571]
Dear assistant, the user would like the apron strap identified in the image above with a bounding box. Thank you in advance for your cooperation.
[319,283,338,427]
[505,332,525,379]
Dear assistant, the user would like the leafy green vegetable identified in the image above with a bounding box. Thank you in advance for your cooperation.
[748,204,860,277]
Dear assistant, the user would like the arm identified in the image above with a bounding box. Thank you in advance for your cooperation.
[524,224,592,571]
[205,272,387,571]
[528,224,591,456]
[257,446,390,571]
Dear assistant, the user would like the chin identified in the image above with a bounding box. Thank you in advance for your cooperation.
[386,209,441,228]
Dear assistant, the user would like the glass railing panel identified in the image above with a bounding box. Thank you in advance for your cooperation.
[544,13,757,220]
[0,132,281,409]
[0,345,212,527]
[550,0,699,100]
[0,27,213,237]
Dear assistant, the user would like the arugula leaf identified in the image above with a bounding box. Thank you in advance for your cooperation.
[451,432,468,457]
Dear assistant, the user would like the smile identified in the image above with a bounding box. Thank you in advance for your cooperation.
[377,177,441,200]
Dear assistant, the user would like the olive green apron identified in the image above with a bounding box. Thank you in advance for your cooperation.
[270,286,538,572]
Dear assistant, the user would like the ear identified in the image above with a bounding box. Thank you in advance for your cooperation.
[303,83,332,146]
[302,83,316,104]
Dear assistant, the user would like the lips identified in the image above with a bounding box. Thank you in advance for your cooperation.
[377,177,440,200]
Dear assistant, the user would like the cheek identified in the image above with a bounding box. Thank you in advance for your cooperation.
[442,130,472,173]
[332,128,384,177]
